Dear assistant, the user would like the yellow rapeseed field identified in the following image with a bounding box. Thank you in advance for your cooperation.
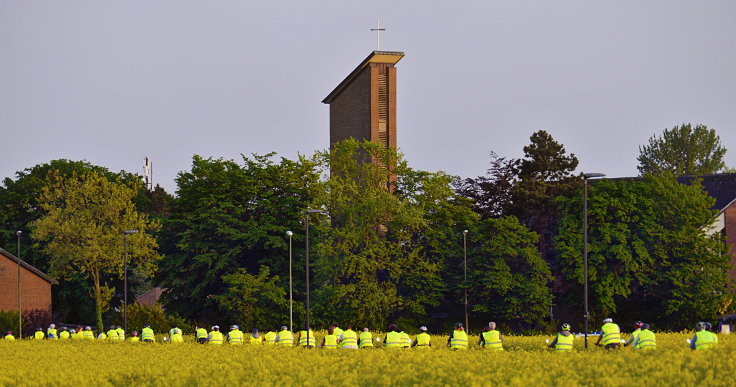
[1,332,733,386]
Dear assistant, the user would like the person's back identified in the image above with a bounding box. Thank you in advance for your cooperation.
[141,326,155,342]
[34,329,45,340]
[47,325,57,340]
[449,323,468,350]
[359,329,373,348]
[209,327,223,345]
[228,326,243,345]
[340,328,358,349]
[196,327,208,343]
[277,327,293,346]
[82,328,95,340]
[385,330,402,348]
[4,332,15,341]
[264,330,277,345]
[59,329,70,339]
[107,327,119,341]
[116,327,125,340]
[599,318,621,348]
[171,328,184,343]
[298,329,315,347]
[636,327,656,350]
[322,327,338,349]
[415,331,431,349]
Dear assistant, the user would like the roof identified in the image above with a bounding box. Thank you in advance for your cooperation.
[0,248,59,285]
[676,173,736,211]
[607,173,736,211]
[322,51,405,104]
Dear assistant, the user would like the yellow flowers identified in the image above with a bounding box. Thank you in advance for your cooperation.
[0,332,733,386]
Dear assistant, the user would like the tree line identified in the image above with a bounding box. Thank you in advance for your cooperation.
[0,123,733,333]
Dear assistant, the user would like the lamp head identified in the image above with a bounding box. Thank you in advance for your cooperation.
[304,209,325,215]
[123,230,139,235]
[583,172,606,179]
[463,230,468,235]
[286,231,293,236]
[16,231,22,236]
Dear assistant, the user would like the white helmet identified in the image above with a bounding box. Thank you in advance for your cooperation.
[49,324,55,329]
[231,325,239,330]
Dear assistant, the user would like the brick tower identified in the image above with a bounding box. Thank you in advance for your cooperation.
[322,51,404,150]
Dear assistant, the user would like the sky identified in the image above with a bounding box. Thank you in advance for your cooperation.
[2,1,735,194]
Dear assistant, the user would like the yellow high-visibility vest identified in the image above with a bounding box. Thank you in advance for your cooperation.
[107,329,120,341]
[59,331,70,339]
[228,330,243,344]
[141,327,155,342]
[47,328,58,339]
[482,330,503,351]
[298,330,315,347]
[359,331,373,348]
[277,330,293,346]
[450,330,468,349]
[324,334,338,349]
[34,331,45,340]
[340,330,358,348]
[637,329,656,350]
[385,331,402,348]
[264,331,277,345]
[695,331,714,350]
[601,323,621,346]
[415,332,430,349]
[209,331,223,345]
[555,333,574,351]
[196,328,208,340]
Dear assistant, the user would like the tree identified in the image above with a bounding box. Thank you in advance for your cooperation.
[312,139,447,328]
[30,172,161,332]
[0,159,157,323]
[156,153,321,322]
[453,152,516,219]
[637,123,727,176]
[217,266,289,329]
[554,174,732,328]
[468,216,553,326]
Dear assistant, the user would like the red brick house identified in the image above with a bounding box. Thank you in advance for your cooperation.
[0,248,57,314]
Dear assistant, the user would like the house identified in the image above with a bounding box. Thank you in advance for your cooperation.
[678,173,736,280]
[0,248,58,314]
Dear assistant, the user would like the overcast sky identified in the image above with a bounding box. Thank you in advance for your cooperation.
[2,1,735,194]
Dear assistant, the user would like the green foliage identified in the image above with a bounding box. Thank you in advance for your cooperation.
[637,123,727,175]
[313,139,464,328]
[217,266,289,329]
[468,216,553,324]
[125,303,169,334]
[156,153,320,322]
[0,310,24,335]
[30,172,161,332]
[555,173,732,328]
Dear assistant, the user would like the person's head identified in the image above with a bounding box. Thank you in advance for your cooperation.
[483,326,490,332]
[116,325,121,330]
[252,328,259,334]
[363,327,369,332]
[602,318,613,324]
[561,323,571,331]
[705,322,713,331]
[634,321,643,329]
[695,321,706,331]
[328,327,334,334]
[212,325,219,331]
[132,331,138,336]
[388,323,397,332]
[419,326,427,332]
[230,324,238,331]
[488,322,496,330]
[346,325,353,330]
[331,323,339,328]
[85,326,91,331]
[110,325,116,330]
[6,331,11,335]
[144,323,150,328]
[455,322,464,331]
[49,323,55,329]
[36,327,42,331]
[281,325,288,331]
[641,323,650,330]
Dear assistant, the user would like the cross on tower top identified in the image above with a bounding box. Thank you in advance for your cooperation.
[371,18,386,51]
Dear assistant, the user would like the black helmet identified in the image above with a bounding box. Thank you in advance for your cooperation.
[455,322,463,329]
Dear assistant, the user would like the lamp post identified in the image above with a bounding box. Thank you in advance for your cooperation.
[304,209,325,348]
[463,229,469,332]
[583,172,605,349]
[123,229,139,335]
[17,230,22,339]
[286,230,293,332]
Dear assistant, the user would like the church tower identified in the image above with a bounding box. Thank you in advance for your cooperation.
[322,51,404,150]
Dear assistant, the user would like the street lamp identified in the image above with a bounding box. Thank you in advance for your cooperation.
[286,230,293,332]
[17,230,22,339]
[304,209,325,348]
[583,172,605,349]
[463,229,469,333]
[123,229,139,335]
